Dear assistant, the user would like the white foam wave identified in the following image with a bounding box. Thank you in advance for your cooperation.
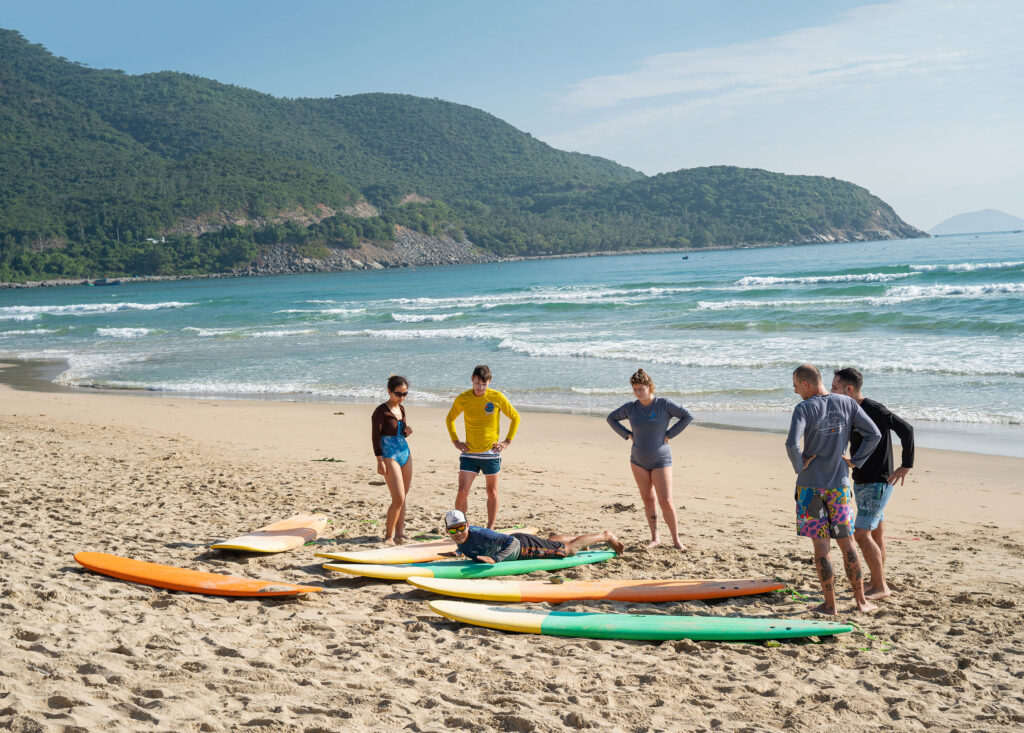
[391,312,463,323]
[910,261,1024,273]
[249,329,316,338]
[0,329,57,336]
[736,272,912,287]
[698,282,1024,311]
[0,301,195,317]
[383,285,700,311]
[276,307,366,315]
[337,325,528,340]
[0,314,39,322]
[183,327,237,337]
[96,328,154,338]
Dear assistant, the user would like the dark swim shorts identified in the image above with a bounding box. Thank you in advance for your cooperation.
[510,532,567,559]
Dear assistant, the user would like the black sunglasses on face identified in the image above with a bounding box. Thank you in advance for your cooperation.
[392,390,408,397]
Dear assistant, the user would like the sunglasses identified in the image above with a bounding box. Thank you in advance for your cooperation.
[391,390,408,397]
[446,524,468,534]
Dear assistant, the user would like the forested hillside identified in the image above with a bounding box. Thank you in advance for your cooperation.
[0,29,925,282]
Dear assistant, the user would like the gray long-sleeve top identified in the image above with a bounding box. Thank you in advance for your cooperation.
[607,397,694,467]
[786,393,882,488]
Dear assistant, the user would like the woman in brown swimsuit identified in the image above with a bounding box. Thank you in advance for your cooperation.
[371,376,414,544]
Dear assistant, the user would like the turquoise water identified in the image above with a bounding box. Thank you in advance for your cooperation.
[2,232,1022,455]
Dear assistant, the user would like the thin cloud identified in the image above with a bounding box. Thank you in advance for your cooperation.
[558,0,1004,113]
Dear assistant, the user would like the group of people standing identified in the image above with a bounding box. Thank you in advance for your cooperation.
[369,361,914,615]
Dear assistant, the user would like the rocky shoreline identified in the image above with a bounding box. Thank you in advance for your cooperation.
[0,225,925,289]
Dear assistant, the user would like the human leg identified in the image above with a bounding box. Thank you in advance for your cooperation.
[873,521,887,564]
[558,531,625,556]
[484,472,499,530]
[629,462,659,546]
[838,535,877,612]
[393,457,413,543]
[810,537,837,615]
[382,458,407,543]
[455,468,476,516]
[852,482,891,599]
[650,466,684,550]
[855,528,890,599]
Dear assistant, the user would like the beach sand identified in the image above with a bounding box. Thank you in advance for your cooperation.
[1,383,1022,731]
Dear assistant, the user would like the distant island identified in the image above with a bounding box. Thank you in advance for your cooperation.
[929,209,1024,236]
[0,28,925,284]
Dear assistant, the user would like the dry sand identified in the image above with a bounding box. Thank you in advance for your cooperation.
[1,383,1022,732]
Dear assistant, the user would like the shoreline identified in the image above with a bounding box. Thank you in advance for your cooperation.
[0,235,915,289]
[2,356,1022,459]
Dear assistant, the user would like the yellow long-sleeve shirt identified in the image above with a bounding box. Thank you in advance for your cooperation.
[445,388,521,453]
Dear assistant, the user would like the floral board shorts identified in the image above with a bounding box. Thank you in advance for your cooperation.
[795,485,853,540]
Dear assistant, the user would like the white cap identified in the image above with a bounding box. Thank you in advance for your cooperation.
[444,509,467,528]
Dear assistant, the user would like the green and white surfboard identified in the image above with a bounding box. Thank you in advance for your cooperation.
[428,600,855,641]
[323,551,616,580]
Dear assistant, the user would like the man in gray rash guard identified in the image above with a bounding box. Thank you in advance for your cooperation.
[607,368,694,549]
[786,363,881,615]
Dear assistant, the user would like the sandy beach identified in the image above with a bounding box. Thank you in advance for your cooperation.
[1,379,1022,732]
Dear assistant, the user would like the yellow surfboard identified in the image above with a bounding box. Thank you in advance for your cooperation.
[211,514,328,553]
[315,526,538,564]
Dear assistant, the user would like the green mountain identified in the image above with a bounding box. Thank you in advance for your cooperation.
[0,29,925,282]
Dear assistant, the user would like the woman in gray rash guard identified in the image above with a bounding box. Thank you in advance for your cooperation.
[607,369,694,549]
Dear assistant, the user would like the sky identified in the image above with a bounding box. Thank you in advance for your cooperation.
[2,0,1021,230]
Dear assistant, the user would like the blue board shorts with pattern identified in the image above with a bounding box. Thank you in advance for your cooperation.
[795,485,854,540]
[853,482,894,531]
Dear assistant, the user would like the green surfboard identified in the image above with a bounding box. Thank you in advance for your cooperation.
[429,600,855,641]
[323,551,616,580]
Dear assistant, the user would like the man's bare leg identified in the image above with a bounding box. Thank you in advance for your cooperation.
[873,521,887,564]
[810,537,838,615]
[838,535,878,612]
[855,528,891,599]
[484,473,500,530]
[549,531,625,556]
[455,470,475,516]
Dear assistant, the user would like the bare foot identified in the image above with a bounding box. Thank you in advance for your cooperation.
[672,540,687,551]
[808,602,838,615]
[864,585,892,600]
[605,532,625,555]
[647,539,661,549]
[856,600,879,612]
[394,536,407,545]
[382,537,396,547]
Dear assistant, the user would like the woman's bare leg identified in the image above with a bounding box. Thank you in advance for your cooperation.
[630,462,659,546]
[393,457,413,543]
[382,458,407,543]
[651,467,684,550]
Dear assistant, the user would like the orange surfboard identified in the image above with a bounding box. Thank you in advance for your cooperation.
[74,552,322,597]
[407,577,784,603]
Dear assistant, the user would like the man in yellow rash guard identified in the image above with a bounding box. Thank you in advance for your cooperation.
[445,364,521,529]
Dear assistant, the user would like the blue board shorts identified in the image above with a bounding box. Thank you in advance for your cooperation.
[459,455,501,475]
[853,482,894,531]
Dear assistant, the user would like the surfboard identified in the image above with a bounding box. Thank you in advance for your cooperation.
[211,514,328,553]
[315,526,539,564]
[74,552,322,597]
[408,577,784,603]
[428,600,854,641]
[323,551,616,580]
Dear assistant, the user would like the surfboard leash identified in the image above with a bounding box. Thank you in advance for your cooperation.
[848,621,893,652]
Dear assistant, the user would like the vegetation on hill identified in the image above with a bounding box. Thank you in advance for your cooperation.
[0,29,924,282]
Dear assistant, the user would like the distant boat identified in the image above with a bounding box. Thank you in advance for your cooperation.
[682,255,689,260]
[91,278,125,286]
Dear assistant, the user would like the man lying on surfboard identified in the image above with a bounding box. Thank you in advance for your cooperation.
[443,509,625,564]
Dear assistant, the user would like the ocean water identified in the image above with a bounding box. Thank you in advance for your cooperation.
[2,232,1022,456]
